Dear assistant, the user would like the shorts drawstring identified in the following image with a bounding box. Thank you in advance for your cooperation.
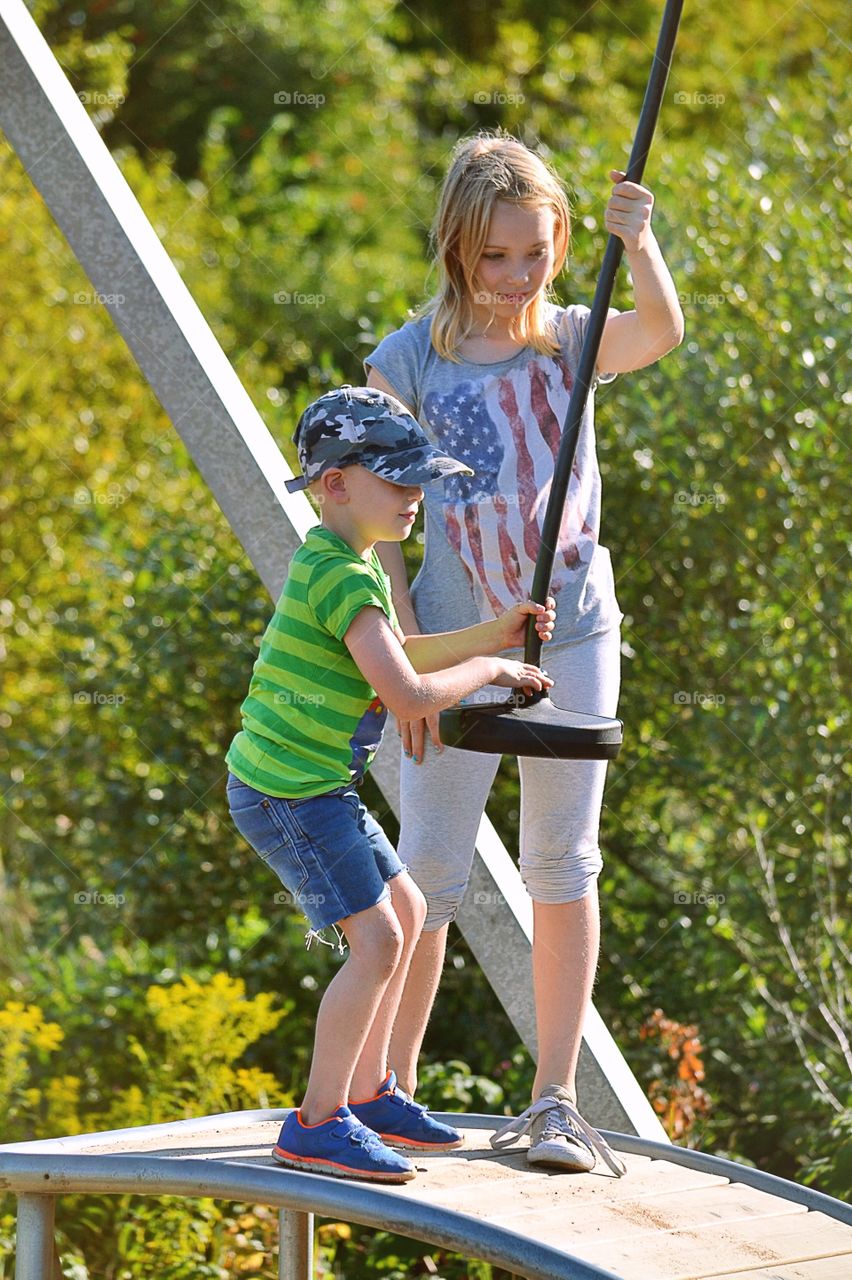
[305,923,347,955]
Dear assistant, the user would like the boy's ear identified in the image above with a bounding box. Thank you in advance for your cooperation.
[314,467,348,505]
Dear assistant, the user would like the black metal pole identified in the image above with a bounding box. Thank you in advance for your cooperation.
[525,0,684,667]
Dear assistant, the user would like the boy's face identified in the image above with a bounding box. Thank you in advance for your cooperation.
[316,465,424,543]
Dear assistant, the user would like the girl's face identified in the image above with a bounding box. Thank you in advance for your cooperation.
[471,200,557,322]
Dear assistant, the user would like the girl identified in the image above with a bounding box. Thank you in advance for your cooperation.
[363,130,683,1173]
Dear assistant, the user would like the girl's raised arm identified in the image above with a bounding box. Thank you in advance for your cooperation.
[596,169,684,374]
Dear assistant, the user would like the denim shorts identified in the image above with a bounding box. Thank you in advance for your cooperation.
[226,772,405,932]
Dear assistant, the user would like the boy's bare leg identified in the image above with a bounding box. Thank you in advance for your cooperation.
[387,921,449,1097]
[349,872,427,1100]
[300,898,404,1125]
[531,891,600,1101]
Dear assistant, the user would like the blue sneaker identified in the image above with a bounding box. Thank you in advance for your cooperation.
[349,1072,463,1152]
[272,1105,415,1182]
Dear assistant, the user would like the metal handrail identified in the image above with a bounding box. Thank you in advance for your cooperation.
[596,1129,852,1224]
[0,1148,620,1280]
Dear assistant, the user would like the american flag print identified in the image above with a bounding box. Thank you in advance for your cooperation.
[423,356,599,616]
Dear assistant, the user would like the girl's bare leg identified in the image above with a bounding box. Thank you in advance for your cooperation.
[531,891,600,1101]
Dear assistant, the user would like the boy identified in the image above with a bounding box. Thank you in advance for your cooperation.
[225,384,555,1182]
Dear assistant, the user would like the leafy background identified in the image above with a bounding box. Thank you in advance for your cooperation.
[1,0,849,1274]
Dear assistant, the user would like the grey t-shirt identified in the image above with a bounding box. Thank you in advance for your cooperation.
[363,302,624,648]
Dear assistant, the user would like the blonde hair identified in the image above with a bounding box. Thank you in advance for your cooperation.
[413,130,572,362]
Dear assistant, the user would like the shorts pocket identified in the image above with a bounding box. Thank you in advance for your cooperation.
[285,790,363,857]
[234,800,312,896]
[230,794,290,860]
[226,774,266,815]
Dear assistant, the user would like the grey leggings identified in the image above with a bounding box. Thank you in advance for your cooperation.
[398,626,622,930]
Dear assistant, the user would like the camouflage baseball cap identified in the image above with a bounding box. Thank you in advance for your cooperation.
[284,384,474,493]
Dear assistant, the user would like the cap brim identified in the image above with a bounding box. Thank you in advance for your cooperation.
[368,446,474,487]
[285,474,308,493]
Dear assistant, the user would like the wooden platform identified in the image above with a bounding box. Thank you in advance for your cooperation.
[2,1111,850,1280]
[404,1129,852,1279]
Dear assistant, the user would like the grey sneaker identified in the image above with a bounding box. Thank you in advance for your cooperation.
[489,1085,626,1177]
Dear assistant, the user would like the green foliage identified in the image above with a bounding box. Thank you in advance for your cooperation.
[417,1058,505,1112]
[591,66,850,1185]
[1,1,849,1274]
[320,1220,514,1280]
[800,1110,852,1197]
[112,1197,226,1279]
[109,972,289,1124]
[0,976,294,1276]
[0,1001,77,1141]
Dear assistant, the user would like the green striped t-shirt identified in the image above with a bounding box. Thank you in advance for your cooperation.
[225,526,398,798]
